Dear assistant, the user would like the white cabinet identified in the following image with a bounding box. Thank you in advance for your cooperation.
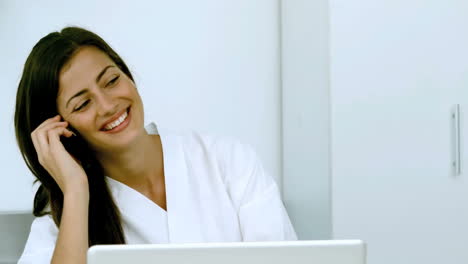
[281,0,332,240]
[330,1,468,263]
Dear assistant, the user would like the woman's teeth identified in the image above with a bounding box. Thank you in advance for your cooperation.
[104,110,128,131]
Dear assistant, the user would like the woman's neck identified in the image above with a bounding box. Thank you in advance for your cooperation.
[96,132,164,190]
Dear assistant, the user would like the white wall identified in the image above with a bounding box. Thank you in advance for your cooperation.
[0,0,282,211]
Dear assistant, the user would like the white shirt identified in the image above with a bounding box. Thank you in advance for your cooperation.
[18,123,297,263]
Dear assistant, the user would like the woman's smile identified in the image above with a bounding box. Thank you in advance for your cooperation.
[100,107,131,133]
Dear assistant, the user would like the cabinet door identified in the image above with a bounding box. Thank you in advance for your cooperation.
[330,1,468,263]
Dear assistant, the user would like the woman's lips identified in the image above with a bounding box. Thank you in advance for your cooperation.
[101,107,131,133]
[100,108,128,130]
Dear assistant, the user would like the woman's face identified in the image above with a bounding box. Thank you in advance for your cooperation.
[56,46,145,153]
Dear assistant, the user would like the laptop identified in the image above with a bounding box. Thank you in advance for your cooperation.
[87,240,366,264]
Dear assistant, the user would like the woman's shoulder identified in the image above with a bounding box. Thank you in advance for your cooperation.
[158,125,261,182]
[18,214,58,263]
[171,126,262,175]
[29,214,58,236]
[157,124,254,157]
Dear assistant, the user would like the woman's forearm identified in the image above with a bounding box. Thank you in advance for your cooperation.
[51,189,89,264]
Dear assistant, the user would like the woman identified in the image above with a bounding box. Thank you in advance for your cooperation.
[15,26,297,264]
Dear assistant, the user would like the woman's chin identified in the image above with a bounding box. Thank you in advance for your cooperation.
[97,128,145,152]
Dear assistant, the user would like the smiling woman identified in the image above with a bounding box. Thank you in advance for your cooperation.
[56,46,144,152]
[14,27,134,263]
[14,27,296,264]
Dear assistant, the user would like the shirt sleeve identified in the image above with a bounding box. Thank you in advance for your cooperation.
[17,215,58,264]
[220,139,298,242]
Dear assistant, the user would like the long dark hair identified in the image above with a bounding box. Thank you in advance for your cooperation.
[14,26,132,245]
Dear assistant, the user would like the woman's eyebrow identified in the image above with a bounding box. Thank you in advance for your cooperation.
[96,65,115,83]
[66,89,88,109]
[65,65,115,109]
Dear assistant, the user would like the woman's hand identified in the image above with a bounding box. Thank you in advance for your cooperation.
[31,115,88,196]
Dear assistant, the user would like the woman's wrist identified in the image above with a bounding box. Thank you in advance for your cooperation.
[63,184,90,203]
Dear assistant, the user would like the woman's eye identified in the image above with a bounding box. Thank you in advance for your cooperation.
[74,100,90,112]
[107,75,120,86]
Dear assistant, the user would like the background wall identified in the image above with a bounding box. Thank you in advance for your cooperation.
[0,0,282,211]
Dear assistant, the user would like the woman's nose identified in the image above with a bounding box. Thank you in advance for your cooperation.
[95,93,116,116]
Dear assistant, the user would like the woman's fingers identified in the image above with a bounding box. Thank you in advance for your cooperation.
[32,122,69,154]
[37,121,68,136]
[48,127,75,150]
[31,116,75,167]
[35,115,61,130]
[29,117,87,194]
[32,120,68,139]
[30,132,42,160]
[35,126,73,168]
